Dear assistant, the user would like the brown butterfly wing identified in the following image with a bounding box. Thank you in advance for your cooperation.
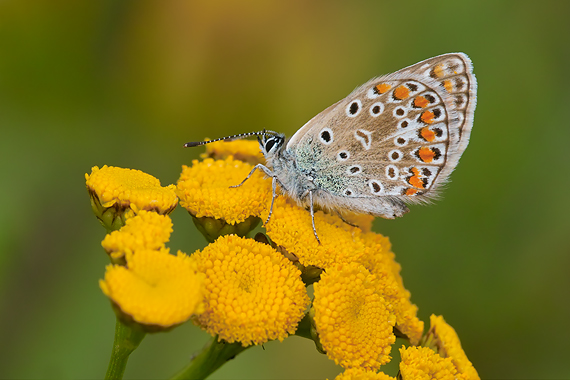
[286,53,477,217]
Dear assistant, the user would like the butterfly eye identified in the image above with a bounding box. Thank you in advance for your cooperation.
[265,137,282,152]
[264,139,276,152]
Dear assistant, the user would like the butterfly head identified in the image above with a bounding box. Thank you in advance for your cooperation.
[258,131,286,160]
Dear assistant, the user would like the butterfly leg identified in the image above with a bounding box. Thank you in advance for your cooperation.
[309,190,321,244]
[230,164,281,226]
[230,164,274,188]
[335,211,358,228]
[265,176,279,225]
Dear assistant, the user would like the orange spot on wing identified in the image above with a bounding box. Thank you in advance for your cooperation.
[408,176,424,189]
[418,147,435,163]
[421,110,435,124]
[420,127,436,142]
[393,85,410,100]
[375,83,391,94]
[414,96,429,108]
[433,64,444,78]
[405,188,418,196]
[443,79,453,93]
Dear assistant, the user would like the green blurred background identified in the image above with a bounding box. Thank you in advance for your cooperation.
[1,0,569,379]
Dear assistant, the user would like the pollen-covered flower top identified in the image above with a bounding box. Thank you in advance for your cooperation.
[202,139,265,165]
[263,196,423,345]
[399,346,458,380]
[312,262,396,370]
[334,368,396,380]
[86,165,178,213]
[191,235,309,346]
[177,157,272,225]
[425,315,480,380]
[100,248,205,330]
[359,231,424,345]
[86,166,178,230]
[262,197,371,269]
[101,210,173,261]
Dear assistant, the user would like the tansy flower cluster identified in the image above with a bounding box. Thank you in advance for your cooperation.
[85,139,480,380]
[192,234,309,346]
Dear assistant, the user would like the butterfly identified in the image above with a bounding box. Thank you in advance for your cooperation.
[186,53,477,243]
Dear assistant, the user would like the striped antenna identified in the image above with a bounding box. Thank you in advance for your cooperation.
[184,130,278,148]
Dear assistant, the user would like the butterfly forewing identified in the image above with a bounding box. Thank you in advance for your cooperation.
[287,53,476,216]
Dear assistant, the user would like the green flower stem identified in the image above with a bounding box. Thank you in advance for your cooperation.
[295,311,325,354]
[171,336,249,380]
[105,318,146,380]
[294,312,313,340]
[419,331,437,351]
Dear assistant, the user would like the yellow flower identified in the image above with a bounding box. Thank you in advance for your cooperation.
[192,235,309,346]
[263,197,370,269]
[339,213,375,233]
[262,197,422,351]
[101,210,173,263]
[202,139,265,165]
[177,157,271,241]
[86,166,178,231]
[100,248,205,330]
[399,346,458,380]
[312,262,396,370]
[333,368,396,380]
[424,315,480,380]
[359,232,424,346]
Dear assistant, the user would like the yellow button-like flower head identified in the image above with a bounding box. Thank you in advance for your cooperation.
[339,213,375,233]
[334,368,396,380]
[359,231,424,345]
[100,248,205,331]
[399,346,458,380]
[424,315,480,380]
[192,235,310,346]
[312,263,396,370]
[177,157,271,241]
[202,139,265,165]
[86,166,178,231]
[263,198,370,269]
[101,210,173,264]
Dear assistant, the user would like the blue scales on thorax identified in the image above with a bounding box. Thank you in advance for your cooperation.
[292,136,347,198]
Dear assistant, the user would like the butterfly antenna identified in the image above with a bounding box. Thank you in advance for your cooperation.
[184,130,279,148]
